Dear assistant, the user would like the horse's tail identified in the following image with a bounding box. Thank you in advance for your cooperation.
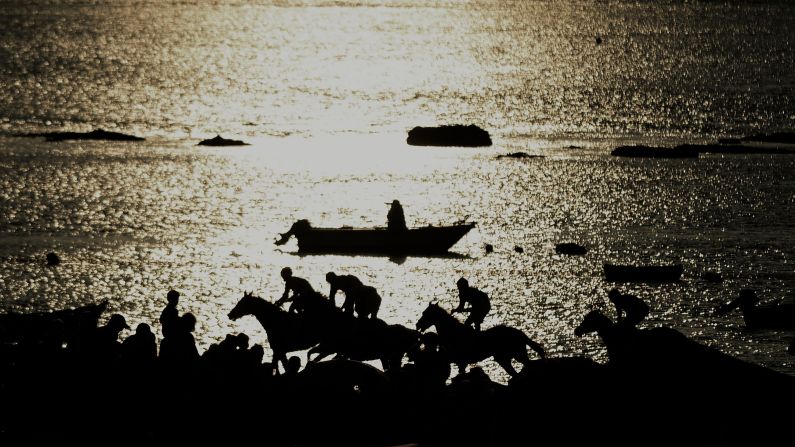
[525,334,546,359]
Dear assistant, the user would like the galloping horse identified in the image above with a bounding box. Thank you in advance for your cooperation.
[574,309,795,389]
[307,318,420,371]
[415,303,545,376]
[228,292,329,372]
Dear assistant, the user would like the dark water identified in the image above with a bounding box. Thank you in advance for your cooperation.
[1,0,793,381]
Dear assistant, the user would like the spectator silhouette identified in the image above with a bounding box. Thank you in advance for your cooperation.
[453,278,491,331]
[77,313,130,365]
[121,323,157,368]
[159,313,199,371]
[412,331,451,393]
[159,290,181,338]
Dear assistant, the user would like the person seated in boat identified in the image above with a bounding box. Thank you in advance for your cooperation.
[608,288,649,328]
[325,272,382,319]
[452,277,491,331]
[276,267,317,313]
[387,199,407,231]
[159,289,181,338]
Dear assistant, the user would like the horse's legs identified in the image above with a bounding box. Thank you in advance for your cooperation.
[312,350,333,363]
[514,349,532,371]
[495,356,519,377]
[274,351,288,375]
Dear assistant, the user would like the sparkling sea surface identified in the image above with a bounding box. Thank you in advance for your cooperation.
[1,0,794,382]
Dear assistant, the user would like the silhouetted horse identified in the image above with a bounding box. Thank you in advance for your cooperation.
[228,292,328,372]
[714,290,795,329]
[307,318,420,371]
[415,303,545,376]
[574,309,795,391]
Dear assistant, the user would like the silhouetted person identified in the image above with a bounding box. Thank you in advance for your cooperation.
[387,199,407,231]
[608,288,649,328]
[275,267,316,313]
[326,272,382,318]
[159,289,181,338]
[121,323,157,368]
[89,313,130,363]
[411,332,451,392]
[453,277,491,331]
[159,313,200,370]
[326,271,364,309]
[285,356,302,375]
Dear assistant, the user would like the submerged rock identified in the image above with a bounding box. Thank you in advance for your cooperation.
[555,243,588,256]
[46,252,60,266]
[678,143,795,155]
[703,271,723,283]
[197,135,250,146]
[495,152,542,159]
[611,145,698,158]
[740,132,795,144]
[406,124,492,147]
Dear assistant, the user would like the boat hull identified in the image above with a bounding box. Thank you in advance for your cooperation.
[604,264,684,282]
[293,224,475,255]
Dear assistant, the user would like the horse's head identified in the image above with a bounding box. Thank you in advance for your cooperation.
[416,302,446,332]
[574,310,613,337]
[229,291,274,321]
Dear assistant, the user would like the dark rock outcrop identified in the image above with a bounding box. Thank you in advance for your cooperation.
[611,145,698,158]
[555,243,588,255]
[21,128,145,142]
[197,135,250,146]
[678,143,795,155]
[495,152,542,159]
[740,132,795,144]
[406,124,492,147]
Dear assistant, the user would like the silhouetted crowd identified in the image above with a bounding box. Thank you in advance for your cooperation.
[1,270,793,445]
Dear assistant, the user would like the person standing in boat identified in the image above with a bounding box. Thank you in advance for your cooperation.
[387,199,407,231]
[452,277,491,331]
[608,288,649,328]
[276,267,316,313]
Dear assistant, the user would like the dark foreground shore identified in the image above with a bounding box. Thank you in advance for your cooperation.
[2,347,793,446]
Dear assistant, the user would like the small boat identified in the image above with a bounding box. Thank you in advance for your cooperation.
[275,219,475,255]
[604,263,683,282]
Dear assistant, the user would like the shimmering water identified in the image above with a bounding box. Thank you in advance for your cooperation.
[1,0,794,381]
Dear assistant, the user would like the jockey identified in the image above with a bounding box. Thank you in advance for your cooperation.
[326,272,381,319]
[608,288,650,328]
[325,272,364,310]
[276,267,316,313]
[452,277,491,331]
